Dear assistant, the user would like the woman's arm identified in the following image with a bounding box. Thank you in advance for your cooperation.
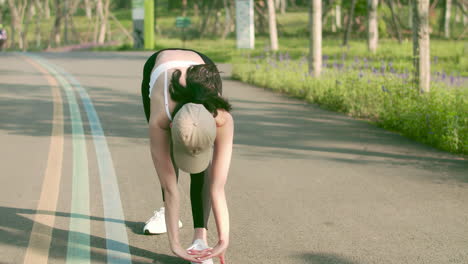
[210,112,234,243]
[195,112,233,263]
[149,120,181,248]
[149,119,205,262]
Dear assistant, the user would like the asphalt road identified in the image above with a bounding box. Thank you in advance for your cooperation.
[0,52,467,264]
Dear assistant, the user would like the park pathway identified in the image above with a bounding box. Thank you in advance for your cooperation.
[0,52,467,264]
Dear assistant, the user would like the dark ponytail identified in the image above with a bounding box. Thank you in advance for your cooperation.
[169,64,232,118]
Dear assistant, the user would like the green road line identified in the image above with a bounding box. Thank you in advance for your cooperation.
[27,54,91,264]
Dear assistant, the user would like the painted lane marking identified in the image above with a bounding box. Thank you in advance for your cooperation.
[54,63,132,264]
[37,57,132,263]
[26,54,91,264]
[21,56,64,264]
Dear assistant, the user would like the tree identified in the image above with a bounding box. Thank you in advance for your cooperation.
[412,0,430,93]
[336,0,342,29]
[96,0,110,44]
[309,0,321,77]
[368,0,378,53]
[221,0,235,39]
[50,0,63,47]
[267,0,279,50]
[444,0,452,38]
[343,0,357,46]
[84,0,92,19]
[7,0,30,50]
[387,0,402,43]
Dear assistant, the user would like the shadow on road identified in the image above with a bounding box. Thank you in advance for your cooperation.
[0,206,180,263]
[229,97,468,183]
[297,252,359,264]
[0,74,466,184]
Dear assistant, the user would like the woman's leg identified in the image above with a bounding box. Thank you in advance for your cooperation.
[190,167,212,242]
[141,50,180,201]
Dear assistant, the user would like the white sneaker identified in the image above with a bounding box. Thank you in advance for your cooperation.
[187,239,214,264]
[143,207,183,235]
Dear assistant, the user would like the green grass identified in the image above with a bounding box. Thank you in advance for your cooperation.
[232,58,468,155]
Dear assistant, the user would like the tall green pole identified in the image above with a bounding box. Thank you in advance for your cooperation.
[144,0,154,49]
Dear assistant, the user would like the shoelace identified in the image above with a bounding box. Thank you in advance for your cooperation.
[146,209,164,224]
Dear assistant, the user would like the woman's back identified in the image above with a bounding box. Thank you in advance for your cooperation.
[149,50,205,129]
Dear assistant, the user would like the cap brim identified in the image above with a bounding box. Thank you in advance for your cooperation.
[173,144,213,174]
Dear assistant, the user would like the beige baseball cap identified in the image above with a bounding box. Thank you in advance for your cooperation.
[171,103,216,173]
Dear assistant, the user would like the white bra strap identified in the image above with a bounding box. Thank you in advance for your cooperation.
[149,60,200,91]
[164,70,172,121]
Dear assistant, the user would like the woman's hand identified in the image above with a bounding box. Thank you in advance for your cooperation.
[188,240,228,264]
[172,244,210,263]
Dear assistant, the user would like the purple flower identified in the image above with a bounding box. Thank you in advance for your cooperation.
[359,71,364,78]
[441,72,447,80]
[380,62,386,73]
[323,54,329,61]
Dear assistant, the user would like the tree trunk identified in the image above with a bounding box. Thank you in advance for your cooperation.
[408,0,413,28]
[309,0,322,77]
[84,0,92,19]
[22,3,34,51]
[50,0,63,47]
[368,0,378,53]
[44,0,50,19]
[199,0,217,37]
[412,0,430,93]
[35,3,42,48]
[33,0,43,16]
[64,0,69,44]
[388,0,402,43]
[221,0,232,39]
[98,0,110,43]
[255,1,268,35]
[444,0,452,38]
[7,0,27,49]
[343,0,356,46]
[336,2,341,29]
[281,0,286,14]
[267,0,279,50]
[331,5,336,32]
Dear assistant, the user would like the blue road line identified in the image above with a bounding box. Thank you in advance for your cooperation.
[26,54,91,264]
[48,59,132,263]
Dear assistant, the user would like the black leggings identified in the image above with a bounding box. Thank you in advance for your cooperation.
[141,48,215,229]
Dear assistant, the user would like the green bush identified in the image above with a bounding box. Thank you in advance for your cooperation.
[232,58,468,155]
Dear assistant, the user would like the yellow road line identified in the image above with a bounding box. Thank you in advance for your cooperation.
[22,56,64,264]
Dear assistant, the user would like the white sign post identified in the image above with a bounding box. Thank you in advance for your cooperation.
[236,0,255,49]
[132,0,145,48]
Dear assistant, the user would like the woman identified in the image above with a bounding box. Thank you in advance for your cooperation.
[140,48,233,264]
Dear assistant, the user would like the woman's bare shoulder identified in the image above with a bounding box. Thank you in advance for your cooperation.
[156,50,204,65]
[215,110,233,128]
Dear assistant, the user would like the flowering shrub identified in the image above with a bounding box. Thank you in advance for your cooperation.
[233,53,468,155]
